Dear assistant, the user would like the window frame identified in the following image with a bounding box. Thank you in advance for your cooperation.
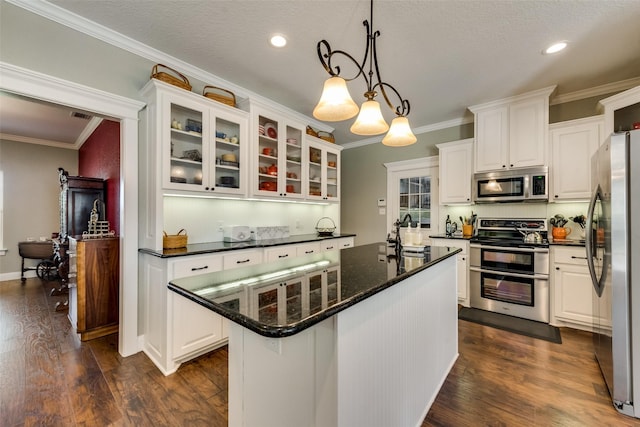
[384,157,439,238]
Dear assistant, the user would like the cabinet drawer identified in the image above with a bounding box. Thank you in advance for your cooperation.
[321,237,354,251]
[430,238,468,254]
[223,249,263,270]
[264,246,297,263]
[553,246,588,265]
[296,242,322,257]
[171,254,223,280]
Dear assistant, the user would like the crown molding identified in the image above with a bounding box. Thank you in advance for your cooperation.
[0,132,80,149]
[341,116,474,150]
[6,0,332,134]
[550,76,640,105]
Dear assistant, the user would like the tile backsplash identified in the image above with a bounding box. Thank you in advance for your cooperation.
[440,201,589,239]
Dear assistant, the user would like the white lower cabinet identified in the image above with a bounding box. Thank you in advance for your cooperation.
[171,291,224,359]
[321,236,354,252]
[551,246,611,330]
[429,238,469,306]
[140,238,353,375]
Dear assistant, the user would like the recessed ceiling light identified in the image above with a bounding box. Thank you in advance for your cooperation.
[543,41,568,55]
[270,34,287,48]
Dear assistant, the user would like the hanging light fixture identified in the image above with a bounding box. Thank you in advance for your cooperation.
[313,0,416,146]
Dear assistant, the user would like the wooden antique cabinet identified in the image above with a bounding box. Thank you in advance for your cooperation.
[68,237,119,341]
[549,116,603,201]
[437,138,473,205]
[470,86,555,172]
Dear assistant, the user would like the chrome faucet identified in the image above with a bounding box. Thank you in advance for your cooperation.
[387,214,413,254]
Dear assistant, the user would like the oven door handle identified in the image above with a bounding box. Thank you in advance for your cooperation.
[470,244,549,254]
[469,266,549,280]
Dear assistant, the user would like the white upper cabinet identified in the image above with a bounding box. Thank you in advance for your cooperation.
[549,116,603,201]
[141,79,249,196]
[251,104,306,200]
[437,138,473,205]
[470,86,555,172]
[306,136,342,202]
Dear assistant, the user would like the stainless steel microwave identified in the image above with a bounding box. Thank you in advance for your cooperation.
[473,167,548,203]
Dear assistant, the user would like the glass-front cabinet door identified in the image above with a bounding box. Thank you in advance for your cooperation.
[306,137,341,202]
[166,100,209,191]
[254,107,305,199]
[163,89,248,195]
[209,109,248,195]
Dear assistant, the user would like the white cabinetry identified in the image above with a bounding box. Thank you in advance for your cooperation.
[251,104,306,199]
[470,86,555,172]
[140,251,227,376]
[429,238,469,306]
[306,136,342,201]
[139,79,249,250]
[549,116,603,201]
[551,246,611,330]
[321,237,354,251]
[437,138,473,204]
[141,79,249,195]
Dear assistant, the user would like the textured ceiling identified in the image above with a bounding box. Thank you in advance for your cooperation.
[4,0,640,146]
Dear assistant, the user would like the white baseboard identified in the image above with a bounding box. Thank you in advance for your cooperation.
[0,270,36,282]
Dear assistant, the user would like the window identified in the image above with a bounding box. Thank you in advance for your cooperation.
[384,157,438,238]
[399,176,431,228]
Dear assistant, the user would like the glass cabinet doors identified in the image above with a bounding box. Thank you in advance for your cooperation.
[254,109,305,199]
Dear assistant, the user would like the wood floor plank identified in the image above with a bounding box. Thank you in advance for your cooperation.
[3,278,640,426]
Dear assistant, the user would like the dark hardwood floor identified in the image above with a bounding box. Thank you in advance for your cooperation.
[2,277,639,426]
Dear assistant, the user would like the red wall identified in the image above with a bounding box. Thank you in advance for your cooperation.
[78,120,120,235]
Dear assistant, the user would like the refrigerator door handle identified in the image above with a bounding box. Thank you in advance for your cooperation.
[585,183,604,297]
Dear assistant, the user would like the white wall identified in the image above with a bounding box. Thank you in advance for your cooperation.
[163,197,340,244]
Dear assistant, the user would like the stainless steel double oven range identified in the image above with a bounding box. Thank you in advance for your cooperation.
[469,218,550,323]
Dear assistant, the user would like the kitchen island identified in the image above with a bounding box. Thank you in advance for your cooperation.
[170,243,460,427]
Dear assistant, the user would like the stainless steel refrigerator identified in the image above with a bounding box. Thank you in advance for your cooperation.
[586,130,640,417]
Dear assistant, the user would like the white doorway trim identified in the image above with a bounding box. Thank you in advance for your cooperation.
[384,156,439,242]
[0,61,145,357]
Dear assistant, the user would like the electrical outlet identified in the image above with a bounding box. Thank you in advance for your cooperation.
[217,221,224,232]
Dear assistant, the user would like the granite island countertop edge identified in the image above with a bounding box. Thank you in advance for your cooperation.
[168,245,460,338]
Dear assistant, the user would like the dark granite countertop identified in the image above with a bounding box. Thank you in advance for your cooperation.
[429,234,473,240]
[139,233,357,258]
[169,243,460,338]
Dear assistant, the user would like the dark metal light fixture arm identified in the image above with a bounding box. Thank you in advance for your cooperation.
[315,0,410,118]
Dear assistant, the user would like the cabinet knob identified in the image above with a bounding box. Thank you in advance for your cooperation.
[555,267,560,270]
[510,164,513,167]
[554,195,558,198]
[502,165,506,168]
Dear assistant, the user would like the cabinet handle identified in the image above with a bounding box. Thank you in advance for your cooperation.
[278,254,289,258]
[305,250,315,254]
[556,267,560,270]
[191,265,209,271]
[554,195,558,198]
[236,259,251,264]
[571,256,588,260]
[343,244,351,247]
[326,246,334,250]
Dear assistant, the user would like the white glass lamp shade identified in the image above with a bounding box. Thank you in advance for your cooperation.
[382,116,417,146]
[350,100,389,135]
[313,76,359,121]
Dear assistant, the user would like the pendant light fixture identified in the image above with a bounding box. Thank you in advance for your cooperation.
[313,0,416,146]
